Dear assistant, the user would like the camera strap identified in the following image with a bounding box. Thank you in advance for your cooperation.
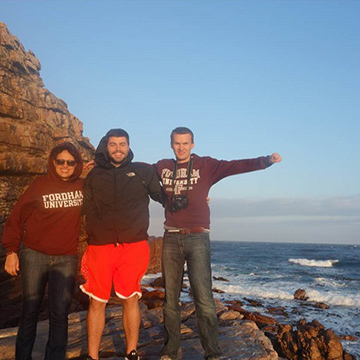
[172,155,193,197]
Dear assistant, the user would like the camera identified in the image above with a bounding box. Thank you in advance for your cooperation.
[170,195,188,212]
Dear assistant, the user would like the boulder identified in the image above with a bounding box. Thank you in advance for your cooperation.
[313,302,330,310]
[271,318,349,360]
[294,288,309,301]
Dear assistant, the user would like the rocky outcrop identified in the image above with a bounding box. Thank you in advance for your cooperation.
[225,298,357,359]
[3,280,355,359]
[269,319,356,360]
[294,289,308,301]
[0,298,279,360]
[147,237,163,274]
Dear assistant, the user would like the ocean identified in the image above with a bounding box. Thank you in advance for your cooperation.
[144,241,360,357]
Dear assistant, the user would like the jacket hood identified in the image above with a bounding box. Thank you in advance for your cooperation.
[47,142,84,182]
[95,134,134,168]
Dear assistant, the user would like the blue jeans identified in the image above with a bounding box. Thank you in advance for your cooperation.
[161,232,221,359]
[16,247,78,360]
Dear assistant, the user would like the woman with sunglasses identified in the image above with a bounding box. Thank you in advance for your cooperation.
[2,142,84,360]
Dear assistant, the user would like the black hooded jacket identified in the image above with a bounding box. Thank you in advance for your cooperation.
[83,137,163,245]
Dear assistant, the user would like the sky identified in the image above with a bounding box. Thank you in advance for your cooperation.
[1,0,359,244]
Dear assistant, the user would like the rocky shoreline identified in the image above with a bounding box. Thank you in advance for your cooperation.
[0,275,357,360]
[0,236,358,359]
[141,278,358,360]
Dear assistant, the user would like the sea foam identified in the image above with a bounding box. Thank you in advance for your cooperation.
[307,289,360,308]
[289,258,339,268]
[218,283,294,301]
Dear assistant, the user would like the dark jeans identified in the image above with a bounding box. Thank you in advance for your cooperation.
[161,232,221,359]
[16,247,77,360]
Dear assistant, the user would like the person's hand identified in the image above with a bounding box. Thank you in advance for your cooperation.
[5,252,20,276]
[84,160,95,171]
[269,153,282,164]
[206,197,210,205]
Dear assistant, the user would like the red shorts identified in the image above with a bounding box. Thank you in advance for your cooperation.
[80,241,150,303]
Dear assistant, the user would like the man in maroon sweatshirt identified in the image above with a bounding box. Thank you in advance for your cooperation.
[153,127,282,360]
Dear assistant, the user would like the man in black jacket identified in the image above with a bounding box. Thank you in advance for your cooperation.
[80,129,163,360]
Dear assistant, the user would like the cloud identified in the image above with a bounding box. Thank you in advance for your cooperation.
[149,195,360,244]
[209,195,360,218]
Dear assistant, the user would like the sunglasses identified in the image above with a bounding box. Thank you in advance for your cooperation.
[55,159,77,167]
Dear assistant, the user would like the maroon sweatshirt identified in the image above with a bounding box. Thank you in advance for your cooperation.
[2,154,84,255]
[153,154,272,230]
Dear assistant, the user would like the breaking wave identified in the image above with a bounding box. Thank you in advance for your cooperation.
[307,289,360,308]
[289,258,339,268]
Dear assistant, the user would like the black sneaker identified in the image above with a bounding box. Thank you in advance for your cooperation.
[125,349,140,360]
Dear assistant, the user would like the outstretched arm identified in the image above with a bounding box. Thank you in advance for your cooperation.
[209,153,282,185]
[268,153,282,164]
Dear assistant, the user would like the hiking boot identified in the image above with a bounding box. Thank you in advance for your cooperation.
[160,356,176,360]
[126,349,140,360]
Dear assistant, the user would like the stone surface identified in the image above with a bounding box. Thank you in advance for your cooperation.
[226,303,279,330]
[147,237,163,274]
[313,302,330,310]
[0,300,279,360]
[293,289,308,301]
[269,318,353,360]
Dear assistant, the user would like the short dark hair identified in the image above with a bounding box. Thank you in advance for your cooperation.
[50,142,82,164]
[105,128,130,144]
[171,127,194,143]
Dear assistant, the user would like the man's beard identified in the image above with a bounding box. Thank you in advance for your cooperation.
[110,152,127,164]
